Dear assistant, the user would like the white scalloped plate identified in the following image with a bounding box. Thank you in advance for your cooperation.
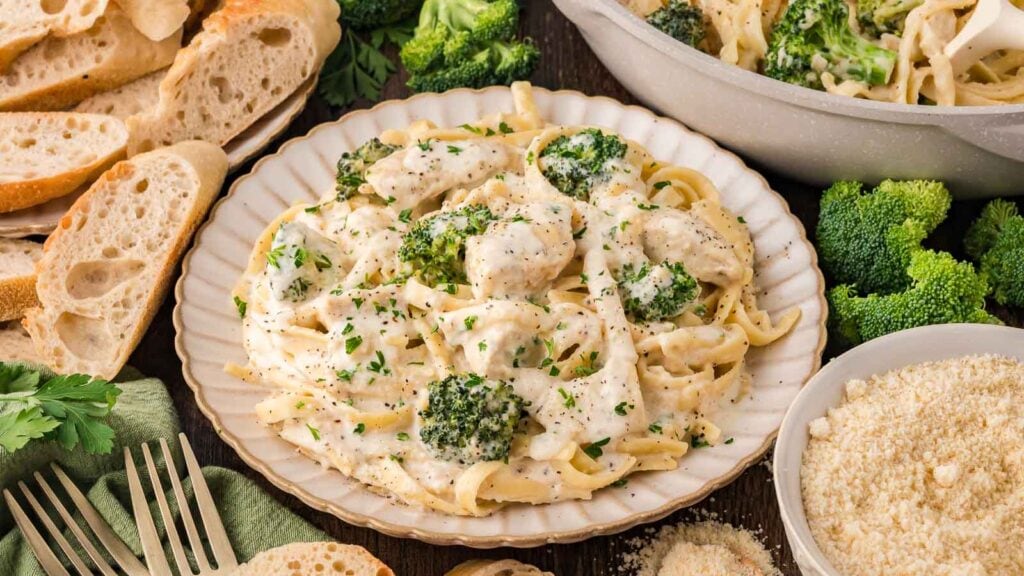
[174,87,827,547]
[0,77,316,239]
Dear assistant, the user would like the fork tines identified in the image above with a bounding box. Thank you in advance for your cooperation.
[2,463,149,576]
[124,433,238,576]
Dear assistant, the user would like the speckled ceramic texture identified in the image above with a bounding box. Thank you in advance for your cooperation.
[773,323,1024,576]
[0,77,316,238]
[552,0,1024,197]
[174,86,828,547]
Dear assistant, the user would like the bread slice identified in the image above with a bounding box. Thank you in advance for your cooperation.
[126,0,340,155]
[0,113,128,213]
[23,140,227,379]
[73,70,166,120]
[0,238,43,322]
[0,0,109,72]
[229,542,394,576]
[0,321,41,363]
[0,5,181,112]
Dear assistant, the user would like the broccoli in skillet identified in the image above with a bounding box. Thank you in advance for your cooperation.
[617,261,699,322]
[856,0,922,37]
[419,373,525,464]
[647,0,705,48]
[965,199,1024,308]
[398,204,497,287]
[400,0,539,92]
[765,0,897,90]
[815,179,951,295]
[539,128,628,201]
[336,138,400,200]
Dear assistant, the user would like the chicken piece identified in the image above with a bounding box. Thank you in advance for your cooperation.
[464,202,575,299]
[642,208,744,285]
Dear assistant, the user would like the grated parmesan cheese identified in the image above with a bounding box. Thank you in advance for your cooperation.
[620,519,780,576]
[802,355,1024,576]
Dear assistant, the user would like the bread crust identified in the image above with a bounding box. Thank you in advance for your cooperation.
[0,275,38,322]
[0,0,112,72]
[231,542,395,576]
[23,140,227,378]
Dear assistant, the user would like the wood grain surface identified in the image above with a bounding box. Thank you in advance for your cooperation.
[127,2,1022,575]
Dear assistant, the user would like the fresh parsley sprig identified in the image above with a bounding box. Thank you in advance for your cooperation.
[318,20,415,107]
[0,364,121,454]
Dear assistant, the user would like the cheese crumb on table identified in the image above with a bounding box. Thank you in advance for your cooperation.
[802,355,1024,576]
[620,520,780,576]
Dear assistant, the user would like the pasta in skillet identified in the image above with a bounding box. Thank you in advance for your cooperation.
[230,83,800,516]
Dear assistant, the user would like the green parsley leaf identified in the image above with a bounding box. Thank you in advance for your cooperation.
[498,122,513,134]
[345,336,363,354]
[233,296,247,319]
[558,387,575,409]
[582,437,610,459]
[398,208,413,223]
[464,316,478,330]
[306,424,321,441]
[396,432,410,441]
[353,423,366,435]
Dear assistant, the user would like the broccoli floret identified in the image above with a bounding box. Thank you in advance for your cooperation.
[401,0,538,91]
[539,128,628,201]
[765,0,897,89]
[398,204,497,286]
[618,261,699,322]
[406,40,539,92]
[646,0,705,47]
[336,138,400,200]
[419,373,525,464]
[856,0,922,37]
[337,0,424,30]
[829,250,998,345]
[816,179,951,295]
[965,199,1024,308]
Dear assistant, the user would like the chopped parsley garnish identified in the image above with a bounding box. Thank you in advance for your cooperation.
[353,423,366,435]
[306,424,320,441]
[614,402,632,416]
[582,437,610,459]
[464,315,478,330]
[447,145,463,155]
[653,181,671,190]
[498,121,513,134]
[336,368,355,382]
[342,323,355,335]
[573,351,599,377]
[648,422,663,434]
[478,341,488,352]
[313,252,332,271]
[558,387,575,409]
[396,432,410,441]
[345,335,363,354]
[460,124,482,134]
[367,351,390,375]
[233,296,247,318]
[398,208,413,223]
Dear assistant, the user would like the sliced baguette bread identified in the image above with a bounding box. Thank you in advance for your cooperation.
[23,140,227,379]
[0,0,109,72]
[0,321,41,363]
[116,0,191,41]
[0,113,129,213]
[73,69,166,120]
[126,0,340,155]
[0,238,43,322]
[0,5,181,112]
[230,542,394,576]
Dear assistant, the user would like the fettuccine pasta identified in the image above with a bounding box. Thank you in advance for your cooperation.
[231,83,799,516]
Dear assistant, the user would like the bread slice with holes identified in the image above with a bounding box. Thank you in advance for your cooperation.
[0,0,110,72]
[73,69,166,120]
[446,560,555,576]
[0,321,41,363]
[0,238,43,322]
[0,5,181,112]
[126,0,340,155]
[0,113,128,213]
[23,140,227,378]
[229,542,394,576]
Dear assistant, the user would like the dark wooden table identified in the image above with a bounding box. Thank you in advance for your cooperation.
[129,2,1022,574]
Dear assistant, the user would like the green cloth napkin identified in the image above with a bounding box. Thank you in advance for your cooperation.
[0,364,328,575]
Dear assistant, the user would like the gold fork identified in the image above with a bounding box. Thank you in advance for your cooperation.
[124,433,239,576]
[3,463,149,576]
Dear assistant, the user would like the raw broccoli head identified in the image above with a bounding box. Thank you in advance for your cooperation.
[765,0,897,89]
[539,128,628,201]
[618,261,699,322]
[856,0,922,37]
[406,40,539,92]
[337,0,424,30]
[828,250,998,345]
[965,199,1024,307]
[646,0,705,47]
[400,0,521,74]
[419,373,525,464]
[816,179,951,295]
[398,204,497,287]
[336,138,400,200]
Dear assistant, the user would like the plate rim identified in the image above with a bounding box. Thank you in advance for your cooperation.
[172,85,828,547]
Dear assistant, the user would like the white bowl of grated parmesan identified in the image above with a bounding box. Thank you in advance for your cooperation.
[773,323,1024,576]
